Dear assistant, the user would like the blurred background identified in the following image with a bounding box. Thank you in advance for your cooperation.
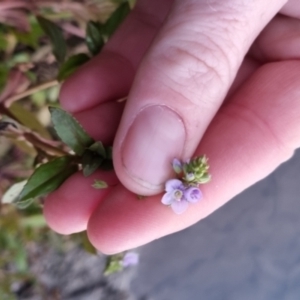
[0,0,300,299]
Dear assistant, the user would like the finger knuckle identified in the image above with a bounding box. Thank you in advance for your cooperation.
[157,38,231,109]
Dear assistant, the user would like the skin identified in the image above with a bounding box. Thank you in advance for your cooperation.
[44,0,300,254]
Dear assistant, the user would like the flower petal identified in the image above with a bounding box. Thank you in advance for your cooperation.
[122,252,139,267]
[171,200,189,214]
[172,158,182,174]
[161,192,173,205]
[165,179,183,192]
[184,187,202,203]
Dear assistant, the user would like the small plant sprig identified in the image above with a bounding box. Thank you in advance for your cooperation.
[161,156,211,214]
[104,252,139,276]
[2,107,113,209]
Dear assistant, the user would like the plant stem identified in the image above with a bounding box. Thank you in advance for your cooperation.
[4,80,59,107]
[23,132,69,157]
[1,124,69,157]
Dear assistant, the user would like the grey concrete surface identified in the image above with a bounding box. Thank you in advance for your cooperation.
[132,149,300,300]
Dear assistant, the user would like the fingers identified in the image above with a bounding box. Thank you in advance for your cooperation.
[60,0,173,113]
[44,170,118,234]
[43,100,122,234]
[87,60,300,254]
[113,0,287,196]
[250,14,300,62]
[42,57,259,236]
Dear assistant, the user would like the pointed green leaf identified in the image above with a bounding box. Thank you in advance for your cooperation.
[49,107,94,155]
[57,53,90,81]
[92,179,108,189]
[82,150,103,177]
[37,16,67,64]
[18,156,77,204]
[103,2,131,37]
[86,21,105,56]
[89,141,106,158]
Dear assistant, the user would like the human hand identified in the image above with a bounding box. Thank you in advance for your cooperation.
[44,0,300,253]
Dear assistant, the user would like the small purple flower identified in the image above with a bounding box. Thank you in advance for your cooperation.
[185,186,202,203]
[172,158,182,174]
[161,179,202,214]
[121,252,139,268]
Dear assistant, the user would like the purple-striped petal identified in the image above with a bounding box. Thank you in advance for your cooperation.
[171,200,189,214]
[184,187,202,203]
[165,179,183,192]
[161,192,173,205]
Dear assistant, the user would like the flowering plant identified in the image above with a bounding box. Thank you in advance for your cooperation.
[161,156,211,214]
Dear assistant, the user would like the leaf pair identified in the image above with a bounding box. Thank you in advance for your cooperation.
[14,107,112,208]
[50,107,113,173]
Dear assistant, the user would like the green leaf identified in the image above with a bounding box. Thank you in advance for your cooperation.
[86,21,105,56]
[89,141,106,158]
[103,2,131,38]
[82,142,111,176]
[104,255,123,276]
[57,54,90,81]
[82,150,104,177]
[37,16,67,64]
[92,179,108,189]
[18,156,77,205]
[49,107,94,156]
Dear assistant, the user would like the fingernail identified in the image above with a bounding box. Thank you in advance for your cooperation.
[121,105,186,190]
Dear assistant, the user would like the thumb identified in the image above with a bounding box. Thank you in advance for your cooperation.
[113,0,287,195]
